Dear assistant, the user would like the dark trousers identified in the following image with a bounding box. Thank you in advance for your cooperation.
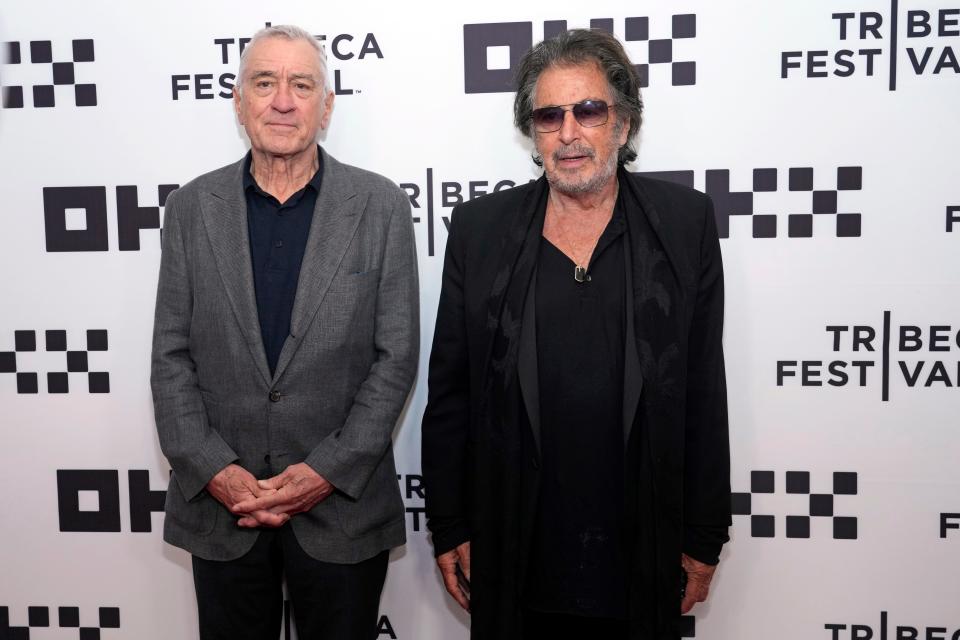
[523,609,628,640]
[192,526,388,640]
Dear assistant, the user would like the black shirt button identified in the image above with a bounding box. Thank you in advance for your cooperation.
[274,239,283,248]
[264,454,271,463]
[269,390,281,402]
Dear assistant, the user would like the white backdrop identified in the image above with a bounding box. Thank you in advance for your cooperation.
[1,1,958,639]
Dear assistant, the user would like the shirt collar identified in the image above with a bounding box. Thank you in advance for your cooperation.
[243,144,324,196]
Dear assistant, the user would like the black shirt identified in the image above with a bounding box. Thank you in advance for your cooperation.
[243,149,323,375]
[525,198,629,619]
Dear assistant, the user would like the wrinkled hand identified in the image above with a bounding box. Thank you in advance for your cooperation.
[232,463,334,528]
[206,464,287,528]
[680,553,718,614]
[437,541,471,612]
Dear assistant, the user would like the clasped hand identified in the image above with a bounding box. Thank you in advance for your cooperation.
[206,463,334,528]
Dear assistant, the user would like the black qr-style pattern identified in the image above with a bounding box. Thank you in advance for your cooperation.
[731,470,777,537]
[1,39,96,108]
[0,606,120,638]
[0,330,109,393]
[732,471,858,539]
[706,166,863,239]
[625,14,697,87]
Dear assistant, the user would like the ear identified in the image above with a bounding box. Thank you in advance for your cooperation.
[616,114,630,146]
[319,90,335,131]
[233,86,243,124]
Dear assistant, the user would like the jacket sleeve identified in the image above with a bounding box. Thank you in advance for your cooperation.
[682,195,732,565]
[303,185,420,500]
[150,189,239,501]
[421,206,472,557]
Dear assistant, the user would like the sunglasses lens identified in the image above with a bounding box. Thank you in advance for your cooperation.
[573,100,609,127]
[532,107,565,132]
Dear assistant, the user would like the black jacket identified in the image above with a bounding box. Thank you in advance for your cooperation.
[422,169,731,639]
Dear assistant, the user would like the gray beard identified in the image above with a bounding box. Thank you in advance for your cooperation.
[545,149,619,195]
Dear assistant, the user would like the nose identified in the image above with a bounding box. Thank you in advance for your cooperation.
[557,109,580,145]
[271,82,295,113]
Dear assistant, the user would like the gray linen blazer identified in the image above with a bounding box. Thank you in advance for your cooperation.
[150,148,418,563]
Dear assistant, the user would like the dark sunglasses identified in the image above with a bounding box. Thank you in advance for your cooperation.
[530,100,614,133]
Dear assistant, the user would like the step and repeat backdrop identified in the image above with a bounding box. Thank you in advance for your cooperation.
[1,1,958,638]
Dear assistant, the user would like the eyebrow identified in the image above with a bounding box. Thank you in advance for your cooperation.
[247,70,317,85]
[288,73,316,84]
[536,97,608,109]
[249,70,278,81]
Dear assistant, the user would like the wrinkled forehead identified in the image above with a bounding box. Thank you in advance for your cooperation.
[242,37,323,80]
[533,61,611,107]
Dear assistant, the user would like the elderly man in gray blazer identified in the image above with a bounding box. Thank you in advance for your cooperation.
[150,25,418,640]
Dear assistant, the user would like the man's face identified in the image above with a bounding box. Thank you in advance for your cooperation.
[233,37,334,158]
[532,62,629,195]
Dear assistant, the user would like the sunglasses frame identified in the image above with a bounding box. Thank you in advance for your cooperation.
[530,100,615,133]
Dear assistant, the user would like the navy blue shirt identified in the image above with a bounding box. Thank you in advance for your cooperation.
[243,149,323,375]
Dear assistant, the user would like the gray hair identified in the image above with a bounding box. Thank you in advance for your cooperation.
[237,25,332,95]
[513,29,644,166]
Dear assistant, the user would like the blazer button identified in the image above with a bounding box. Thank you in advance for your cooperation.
[269,390,281,403]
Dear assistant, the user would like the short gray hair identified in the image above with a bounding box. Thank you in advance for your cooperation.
[513,29,644,166]
[237,25,332,95]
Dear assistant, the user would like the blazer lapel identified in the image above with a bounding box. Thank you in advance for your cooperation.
[478,178,547,446]
[622,245,643,446]
[622,169,693,290]
[201,159,271,386]
[517,266,541,455]
[271,150,363,383]
[621,170,692,456]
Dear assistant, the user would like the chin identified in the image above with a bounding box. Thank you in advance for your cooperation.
[549,179,596,195]
[547,168,590,186]
[262,141,307,156]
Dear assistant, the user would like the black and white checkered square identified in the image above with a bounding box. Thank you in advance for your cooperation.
[707,166,863,239]
[625,14,697,87]
[731,471,858,539]
[0,329,109,393]
[730,470,776,537]
[1,605,120,639]
[2,38,96,108]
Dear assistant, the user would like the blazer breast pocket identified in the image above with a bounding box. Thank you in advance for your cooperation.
[322,268,380,333]
[344,266,380,278]
[328,267,380,298]
[329,267,380,291]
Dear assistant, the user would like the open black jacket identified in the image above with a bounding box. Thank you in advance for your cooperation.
[422,169,731,639]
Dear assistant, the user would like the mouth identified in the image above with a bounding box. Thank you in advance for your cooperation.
[553,144,595,168]
[556,154,591,168]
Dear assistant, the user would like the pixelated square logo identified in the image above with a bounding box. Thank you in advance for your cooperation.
[2,39,97,108]
[464,15,699,94]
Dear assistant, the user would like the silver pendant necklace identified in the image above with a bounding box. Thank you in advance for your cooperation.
[555,224,594,284]
[548,198,614,284]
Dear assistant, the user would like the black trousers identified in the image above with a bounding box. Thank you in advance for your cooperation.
[523,609,628,640]
[192,526,388,640]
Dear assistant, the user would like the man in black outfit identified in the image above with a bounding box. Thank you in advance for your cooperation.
[421,29,731,639]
